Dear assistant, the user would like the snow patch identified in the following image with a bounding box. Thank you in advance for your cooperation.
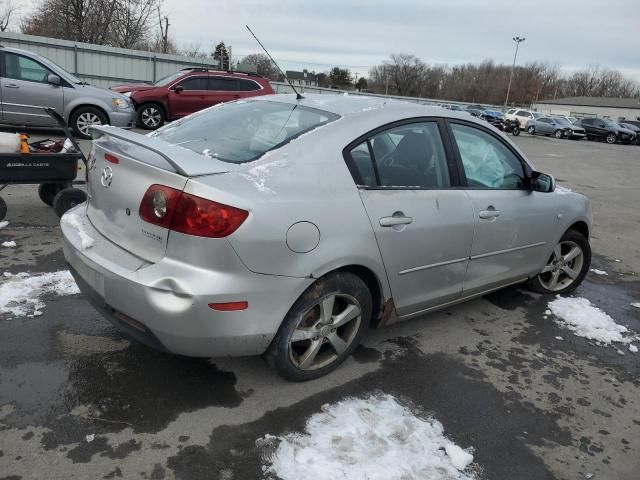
[629,344,638,353]
[548,297,631,345]
[0,270,79,318]
[1,241,16,248]
[240,158,288,195]
[631,303,640,309]
[259,394,478,480]
[589,269,608,276]
[61,212,94,250]
[0,220,8,229]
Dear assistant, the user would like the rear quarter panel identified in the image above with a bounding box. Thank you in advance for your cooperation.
[185,115,398,299]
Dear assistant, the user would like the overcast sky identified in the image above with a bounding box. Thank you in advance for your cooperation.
[156,0,640,80]
[17,0,640,81]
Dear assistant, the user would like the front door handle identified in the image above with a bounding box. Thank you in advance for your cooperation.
[479,207,501,219]
[380,215,413,227]
[4,84,19,88]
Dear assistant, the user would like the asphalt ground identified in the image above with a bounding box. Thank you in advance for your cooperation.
[0,126,639,480]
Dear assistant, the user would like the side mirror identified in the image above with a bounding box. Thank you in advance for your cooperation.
[530,171,555,193]
[173,85,184,94]
[47,74,61,86]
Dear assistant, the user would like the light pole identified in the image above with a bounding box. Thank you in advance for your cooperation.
[503,36,525,112]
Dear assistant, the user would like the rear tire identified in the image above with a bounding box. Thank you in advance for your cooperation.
[527,126,535,135]
[527,229,591,295]
[0,196,6,221]
[38,182,69,206]
[53,188,87,217]
[70,106,108,139]
[265,272,372,381]
[137,103,165,130]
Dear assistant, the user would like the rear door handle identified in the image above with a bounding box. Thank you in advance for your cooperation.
[479,208,500,219]
[4,84,19,88]
[380,215,413,227]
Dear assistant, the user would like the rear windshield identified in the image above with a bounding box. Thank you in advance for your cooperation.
[152,100,340,163]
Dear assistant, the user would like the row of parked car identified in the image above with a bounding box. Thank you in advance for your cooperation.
[438,103,639,145]
[505,108,639,145]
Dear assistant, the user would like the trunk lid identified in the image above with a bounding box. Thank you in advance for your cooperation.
[86,127,236,263]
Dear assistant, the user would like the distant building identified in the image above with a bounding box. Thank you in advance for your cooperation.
[285,70,318,87]
[535,96,640,121]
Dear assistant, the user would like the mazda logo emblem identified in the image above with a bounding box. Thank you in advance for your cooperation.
[101,166,113,187]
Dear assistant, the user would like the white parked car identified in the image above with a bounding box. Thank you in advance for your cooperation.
[512,109,542,129]
[504,108,519,121]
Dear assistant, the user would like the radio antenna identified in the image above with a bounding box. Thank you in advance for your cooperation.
[246,25,303,100]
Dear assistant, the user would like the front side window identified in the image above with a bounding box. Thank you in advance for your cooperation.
[152,100,339,163]
[347,122,451,189]
[4,53,50,83]
[451,123,525,189]
[178,77,208,90]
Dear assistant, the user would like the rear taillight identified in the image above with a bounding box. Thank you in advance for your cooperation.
[139,185,248,238]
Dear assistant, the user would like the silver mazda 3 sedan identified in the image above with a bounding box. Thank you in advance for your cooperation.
[61,94,592,381]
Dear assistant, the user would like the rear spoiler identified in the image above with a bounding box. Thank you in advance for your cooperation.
[90,126,238,177]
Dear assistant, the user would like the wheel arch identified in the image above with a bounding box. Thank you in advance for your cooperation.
[68,103,110,125]
[567,220,589,239]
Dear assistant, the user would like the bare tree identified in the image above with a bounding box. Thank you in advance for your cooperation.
[0,0,18,31]
[22,0,162,50]
[238,53,278,79]
[368,54,640,105]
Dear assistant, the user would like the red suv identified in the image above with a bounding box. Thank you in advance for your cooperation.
[111,68,274,130]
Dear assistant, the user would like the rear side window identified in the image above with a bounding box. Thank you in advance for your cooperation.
[209,77,238,91]
[152,100,339,163]
[581,118,593,125]
[347,121,451,189]
[237,79,261,91]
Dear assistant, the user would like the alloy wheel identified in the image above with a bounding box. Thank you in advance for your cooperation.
[76,112,102,136]
[288,293,362,371]
[141,107,162,128]
[606,133,617,144]
[538,240,584,292]
[528,126,535,135]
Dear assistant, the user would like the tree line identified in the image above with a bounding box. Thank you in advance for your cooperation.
[367,54,640,105]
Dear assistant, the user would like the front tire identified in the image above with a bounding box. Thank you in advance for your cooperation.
[554,129,563,139]
[606,132,617,144]
[70,107,107,139]
[527,230,591,295]
[265,272,372,381]
[137,103,165,130]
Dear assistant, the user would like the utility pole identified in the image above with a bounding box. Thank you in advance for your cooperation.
[503,36,525,112]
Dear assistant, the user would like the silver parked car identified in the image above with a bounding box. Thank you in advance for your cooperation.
[0,46,135,138]
[61,95,592,381]
[527,116,586,139]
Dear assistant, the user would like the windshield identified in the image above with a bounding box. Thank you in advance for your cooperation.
[152,100,340,163]
[532,112,543,119]
[154,71,185,86]
[554,118,571,126]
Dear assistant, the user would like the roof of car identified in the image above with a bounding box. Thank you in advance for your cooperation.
[250,93,471,119]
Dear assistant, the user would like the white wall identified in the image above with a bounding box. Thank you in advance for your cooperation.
[535,103,640,121]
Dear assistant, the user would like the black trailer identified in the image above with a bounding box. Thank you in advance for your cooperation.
[0,108,88,221]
